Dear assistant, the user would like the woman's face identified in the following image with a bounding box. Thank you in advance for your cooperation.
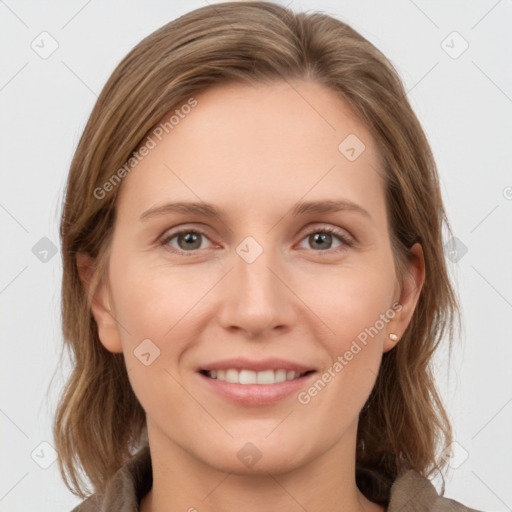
[88,79,423,475]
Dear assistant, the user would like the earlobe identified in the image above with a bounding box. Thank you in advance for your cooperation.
[383,332,400,353]
[76,251,123,354]
[383,243,425,353]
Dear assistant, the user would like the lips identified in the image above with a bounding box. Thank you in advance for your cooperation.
[196,357,318,405]
[198,357,315,374]
[197,368,317,405]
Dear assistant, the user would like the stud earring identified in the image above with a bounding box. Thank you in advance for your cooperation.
[389,333,399,342]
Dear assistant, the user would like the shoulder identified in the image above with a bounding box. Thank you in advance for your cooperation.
[69,444,152,512]
[388,469,485,511]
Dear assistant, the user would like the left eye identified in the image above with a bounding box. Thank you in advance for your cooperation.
[297,227,351,252]
[160,226,352,255]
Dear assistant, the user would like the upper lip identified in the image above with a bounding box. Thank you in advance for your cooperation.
[198,357,316,373]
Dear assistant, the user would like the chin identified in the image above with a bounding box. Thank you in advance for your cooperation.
[197,437,312,476]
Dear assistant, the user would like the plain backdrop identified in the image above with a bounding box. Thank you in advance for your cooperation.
[1,1,511,511]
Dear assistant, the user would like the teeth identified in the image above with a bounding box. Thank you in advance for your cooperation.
[205,368,308,384]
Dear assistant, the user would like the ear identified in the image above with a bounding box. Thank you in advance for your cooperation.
[383,242,425,353]
[76,251,123,354]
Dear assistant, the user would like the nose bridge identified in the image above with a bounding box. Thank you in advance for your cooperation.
[219,233,294,336]
[235,234,282,306]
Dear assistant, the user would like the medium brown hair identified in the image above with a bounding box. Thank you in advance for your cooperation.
[53,1,459,505]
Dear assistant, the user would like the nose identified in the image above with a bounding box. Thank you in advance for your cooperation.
[217,240,297,339]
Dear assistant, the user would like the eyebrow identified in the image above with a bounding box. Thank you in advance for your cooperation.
[139,199,371,222]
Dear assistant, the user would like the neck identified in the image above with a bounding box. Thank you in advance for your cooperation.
[140,419,385,512]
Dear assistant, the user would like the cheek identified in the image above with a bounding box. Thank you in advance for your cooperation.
[300,260,395,403]
[300,259,396,342]
[108,249,189,343]
[107,252,202,422]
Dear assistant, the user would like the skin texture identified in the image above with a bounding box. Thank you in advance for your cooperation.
[80,79,424,512]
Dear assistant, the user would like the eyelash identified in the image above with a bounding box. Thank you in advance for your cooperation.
[158,225,354,257]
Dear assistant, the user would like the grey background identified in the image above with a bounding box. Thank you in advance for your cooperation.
[1,1,511,510]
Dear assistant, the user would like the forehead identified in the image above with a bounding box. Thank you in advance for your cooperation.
[115,79,385,223]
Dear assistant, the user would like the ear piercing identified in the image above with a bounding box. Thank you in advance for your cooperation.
[389,333,399,342]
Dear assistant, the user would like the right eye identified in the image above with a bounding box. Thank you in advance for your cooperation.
[159,229,215,255]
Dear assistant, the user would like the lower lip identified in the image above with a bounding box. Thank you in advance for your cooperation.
[198,371,316,406]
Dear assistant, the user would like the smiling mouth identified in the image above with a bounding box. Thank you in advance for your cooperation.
[199,368,315,385]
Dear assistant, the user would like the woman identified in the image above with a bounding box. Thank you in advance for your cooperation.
[54,2,483,510]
